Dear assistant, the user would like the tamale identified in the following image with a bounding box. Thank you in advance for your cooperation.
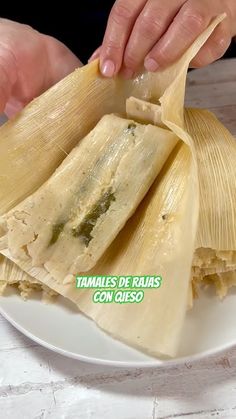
[1,142,195,357]
[184,109,236,296]
[199,271,236,299]
[0,256,57,301]
[0,114,177,275]
[126,97,164,128]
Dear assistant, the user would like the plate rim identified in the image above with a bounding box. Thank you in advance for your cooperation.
[0,303,235,368]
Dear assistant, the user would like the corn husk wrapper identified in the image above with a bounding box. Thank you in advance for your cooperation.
[0,114,177,275]
[185,109,236,250]
[186,109,236,294]
[1,15,235,358]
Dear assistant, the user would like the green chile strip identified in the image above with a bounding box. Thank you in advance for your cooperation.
[50,223,65,245]
[49,122,135,247]
[71,123,134,245]
[72,188,116,246]
[49,189,116,247]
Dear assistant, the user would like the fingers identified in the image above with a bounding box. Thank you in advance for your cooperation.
[0,19,81,118]
[4,98,24,119]
[100,0,146,77]
[190,22,232,68]
[144,0,212,71]
[0,44,17,112]
[42,35,82,86]
[123,0,185,76]
[101,0,234,78]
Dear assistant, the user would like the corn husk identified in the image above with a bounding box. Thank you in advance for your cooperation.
[185,108,236,250]
[0,114,177,274]
[1,15,234,358]
[185,109,236,296]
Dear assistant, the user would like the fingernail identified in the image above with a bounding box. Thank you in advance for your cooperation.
[144,58,159,72]
[101,59,116,77]
[121,68,134,80]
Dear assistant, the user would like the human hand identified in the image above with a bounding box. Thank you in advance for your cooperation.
[92,0,236,78]
[0,19,82,118]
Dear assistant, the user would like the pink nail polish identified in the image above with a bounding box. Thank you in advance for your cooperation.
[144,58,159,72]
[101,60,116,77]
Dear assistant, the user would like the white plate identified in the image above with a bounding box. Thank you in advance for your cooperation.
[0,286,236,367]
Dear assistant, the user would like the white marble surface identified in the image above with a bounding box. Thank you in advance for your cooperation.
[0,59,236,419]
[1,312,236,419]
